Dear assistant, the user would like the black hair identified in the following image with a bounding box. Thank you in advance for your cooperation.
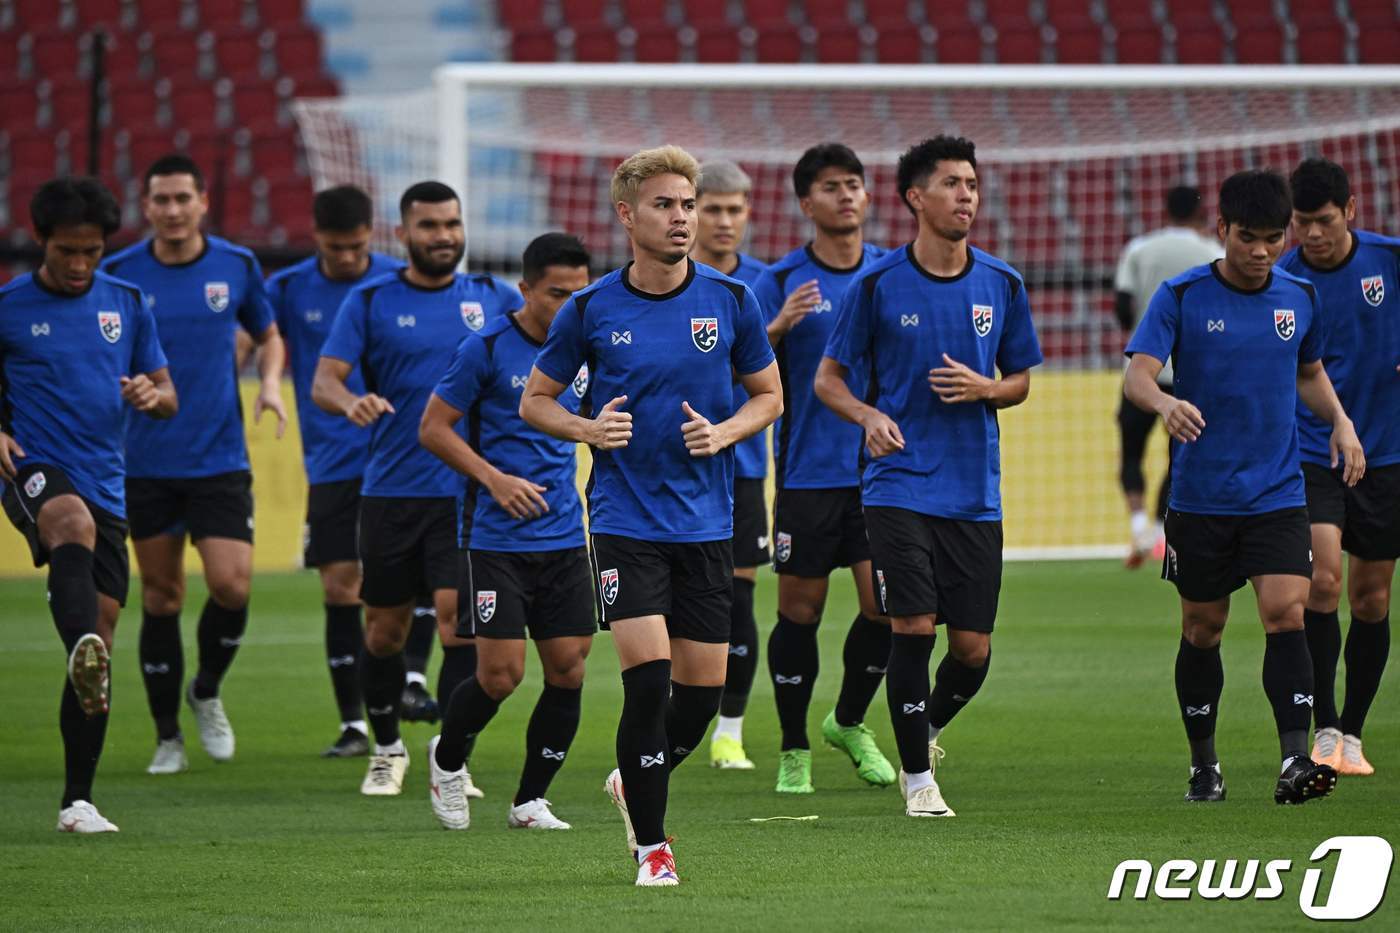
[1218,170,1291,231]
[313,184,374,232]
[522,232,590,284]
[1165,185,1202,223]
[1290,158,1351,214]
[143,153,204,192]
[792,143,865,198]
[30,176,122,239]
[896,135,977,215]
[399,180,458,219]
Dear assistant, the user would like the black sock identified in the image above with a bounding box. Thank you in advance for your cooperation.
[362,650,405,747]
[886,632,935,774]
[1175,637,1223,768]
[1340,614,1390,738]
[192,599,248,699]
[667,682,724,771]
[929,645,991,730]
[404,609,434,676]
[1262,629,1314,760]
[835,614,891,727]
[436,643,477,716]
[139,611,183,740]
[617,659,671,848]
[325,603,363,724]
[435,677,501,772]
[720,577,758,718]
[48,544,98,653]
[1304,608,1342,730]
[768,614,820,749]
[515,683,583,804]
[60,677,109,808]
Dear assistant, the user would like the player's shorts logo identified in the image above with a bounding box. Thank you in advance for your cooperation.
[572,364,589,399]
[1274,309,1296,340]
[205,281,230,312]
[972,304,994,337]
[599,568,619,605]
[23,471,46,498]
[876,569,887,608]
[774,531,792,563]
[461,301,485,331]
[476,590,496,623]
[1361,275,1385,307]
[97,311,121,343]
[691,317,719,352]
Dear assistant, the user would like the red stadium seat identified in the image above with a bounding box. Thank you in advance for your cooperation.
[41,79,93,135]
[101,31,150,78]
[252,0,306,28]
[0,40,19,81]
[1357,24,1400,62]
[194,0,249,28]
[815,29,865,62]
[559,0,611,29]
[694,24,744,61]
[74,0,132,30]
[510,27,559,62]
[631,24,682,62]
[679,0,729,28]
[168,81,226,132]
[1349,0,1400,25]
[127,126,179,172]
[1042,0,1096,24]
[875,27,925,63]
[134,0,192,29]
[146,27,206,77]
[108,76,162,126]
[1114,21,1164,62]
[495,0,548,30]
[1225,0,1276,21]
[571,24,621,61]
[271,27,324,76]
[1174,25,1226,63]
[754,24,804,62]
[934,23,983,62]
[8,133,60,177]
[739,0,791,26]
[806,4,854,29]
[982,0,1033,26]
[250,131,299,180]
[1162,0,1217,23]
[213,29,268,78]
[862,0,910,24]
[1053,20,1104,62]
[923,3,979,31]
[1295,24,1348,63]
[993,21,1042,62]
[208,176,257,238]
[1232,19,1285,63]
[13,0,65,31]
[286,72,338,97]
[231,79,284,128]
[618,0,670,28]
[29,30,84,80]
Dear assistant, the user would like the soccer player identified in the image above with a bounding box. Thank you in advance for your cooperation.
[265,185,403,757]
[314,181,522,796]
[1283,158,1399,777]
[754,143,895,794]
[691,159,770,770]
[1124,169,1365,805]
[103,154,287,775]
[1113,186,1222,568]
[521,146,780,885]
[421,233,595,832]
[1,177,176,831]
[817,136,1043,818]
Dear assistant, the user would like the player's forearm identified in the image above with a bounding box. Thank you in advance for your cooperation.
[254,332,286,389]
[1124,362,1169,417]
[986,371,1031,409]
[719,391,782,447]
[421,420,500,489]
[519,394,593,444]
[814,357,872,427]
[311,363,358,417]
[765,317,791,347]
[1297,365,1347,427]
[149,381,178,419]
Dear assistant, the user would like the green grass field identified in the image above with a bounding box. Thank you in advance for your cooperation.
[1,563,1395,930]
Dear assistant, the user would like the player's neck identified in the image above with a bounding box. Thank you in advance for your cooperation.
[809,230,863,270]
[628,252,690,295]
[692,245,738,274]
[319,255,370,282]
[1214,258,1269,292]
[153,231,205,265]
[404,265,455,290]
[1308,229,1354,271]
[513,306,548,343]
[911,229,969,278]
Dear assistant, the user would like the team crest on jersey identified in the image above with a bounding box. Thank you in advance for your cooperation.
[599,568,619,606]
[97,311,121,343]
[476,590,496,623]
[23,471,46,498]
[691,317,719,352]
[461,302,485,331]
[572,364,589,399]
[1274,309,1296,340]
[204,281,230,312]
[972,304,994,337]
[774,532,792,563]
[1361,275,1385,307]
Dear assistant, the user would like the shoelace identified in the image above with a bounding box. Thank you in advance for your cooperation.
[931,743,947,766]
[439,773,466,809]
[779,754,806,785]
[642,841,676,878]
[1315,731,1340,757]
[369,757,397,784]
[849,725,882,760]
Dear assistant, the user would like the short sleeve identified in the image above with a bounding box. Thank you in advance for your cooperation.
[824,274,875,371]
[996,280,1043,374]
[534,295,587,386]
[752,269,784,324]
[237,257,276,337]
[1113,239,1138,293]
[130,289,168,375]
[495,277,525,314]
[1124,282,1180,366]
[1299,287,1324,365]
[266,272,289,336]
[434,335,490,413]
[321,287,370,365]
[731,285,776,376]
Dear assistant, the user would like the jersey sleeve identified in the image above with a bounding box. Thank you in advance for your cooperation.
[751,268,784,324]
[266,272,289,337]
[996,280,1043,374]
[495,277,525,313]
[237,257,277,337]
[1113,240,1138,293]
[1125,282,1179,366]
[1299,286,1325,365]
[321,288,370,365]
[731,285,776,376]
[824,275,875,371]
[433,336,490,414]
[534,296,587,386]
[130,289,169,375]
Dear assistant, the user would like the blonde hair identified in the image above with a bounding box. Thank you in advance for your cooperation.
[610,145,700,206]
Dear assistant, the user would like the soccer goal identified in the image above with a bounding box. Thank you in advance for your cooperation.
[292,64,1400,559]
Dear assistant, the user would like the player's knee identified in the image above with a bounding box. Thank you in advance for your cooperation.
[141,576,184,615]
[950,637,990,668]
[544,655,587,690]
[37,496,96,549]
[479,664,522,699]
[207,577,250,610]
[1349,583,1391,622]
[1308,567,1342,608]
[1180,610,1225,648]
[779,598,822,626]
[363,620,406,656]
[1259,600,1304,633]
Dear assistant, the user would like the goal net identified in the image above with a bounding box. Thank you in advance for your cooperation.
[292,64,1400,559]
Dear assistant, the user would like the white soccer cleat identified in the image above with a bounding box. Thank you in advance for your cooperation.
[361,747,409,796]
[147,736,188,775]
[427,735,469,829]
[508,798,571,830]
[903,776,956,817]
[186,683,235,762]
[67,633,110,716]
[462,768,485,799]
[635,841,679,886]
[898,740,948,797]
[604,768,638,857]
[56,800,119,833]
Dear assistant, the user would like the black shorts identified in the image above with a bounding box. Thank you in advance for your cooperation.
[772,486,870,577]
[458,547,597,640]
[3,463,130,606]
[865,506,1002,633]
[1303,461,1400,561]
[732,478,770,568]
[357,496,458,608]
[304,478,361,567]
[1162,506,1313,602]
[588,533,732,643]
[126,470,254,543]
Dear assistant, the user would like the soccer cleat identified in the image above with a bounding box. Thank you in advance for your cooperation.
[1122,548,1147,570]
[146,736,188,775]
[1339,735,1375,776]
[903,777,955,817]
[604,768,638,857]
[67,633,110,716]
[427,735,469,829]
[709,733,755,770]
[508,798,571,830]
[1274,755,1338,805]
[186,683,235,762]
[462,768,485,799]
[820,711,897,786]
[361,747,409,796]
[322,726,369,758]
[1184,763,1226,802]
[775,748,815,794]
[929,738,946,776]
[636,840,679,886]
[56,800,119,833]
[400,681,439,724]
[1311,726,1343,771]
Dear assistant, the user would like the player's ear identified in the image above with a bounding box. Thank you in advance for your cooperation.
[394,223,407,247]
[1344,195,1356,222]
[1216,216,1228,242]
[517,279,531,304]
[615,200,633,230]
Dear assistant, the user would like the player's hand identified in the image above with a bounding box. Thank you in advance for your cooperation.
[1158,398,1205,443]
[589,395,632,450]
[774,279,823,331]
[346,393,395,427]
[255,383,288,439]
[928,354,993,404]
[0,431,25,480]
[120,374,161,413]
[681,401,727,457]
[487,472,550,520]
[1330,418,1366,487]
[860,409,905,458]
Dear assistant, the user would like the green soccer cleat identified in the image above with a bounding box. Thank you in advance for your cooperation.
[821,711,897,786]
[710,734,755,770]
[775,748,815,794]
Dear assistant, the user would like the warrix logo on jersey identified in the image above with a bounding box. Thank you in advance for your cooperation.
[1274,309,1296,340]
[1361,275,1385,307]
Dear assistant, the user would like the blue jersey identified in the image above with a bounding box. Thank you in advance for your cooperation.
[434,314,587,552]
[321,269,522,498]
[266,253,403,485]
[1279,230,1400,468]
[534,260,775,543]
[718,253,770,480]
[1127,262,1323,515]
[102,236,275,479]
[0,271,167,517]
[754,242,885,489]
[825,246,1042,521]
